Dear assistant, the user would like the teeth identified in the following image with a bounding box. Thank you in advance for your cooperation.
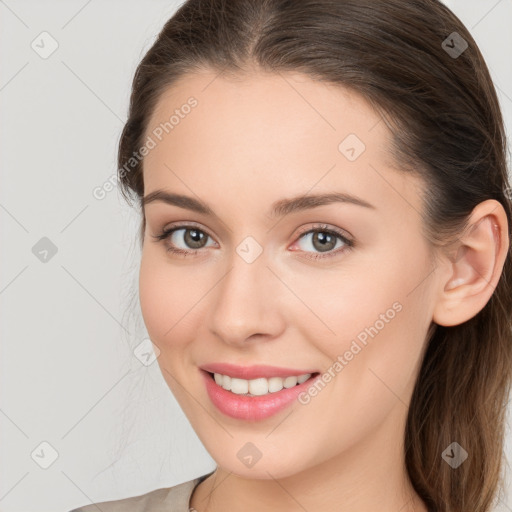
[283,376,298,388]
[221,375,231,390]
[213,372,312,396]
[297,374,311,384]
[268,376,284,393]
[230,378,249,394]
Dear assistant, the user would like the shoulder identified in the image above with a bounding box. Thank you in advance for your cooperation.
[67,473,213,512]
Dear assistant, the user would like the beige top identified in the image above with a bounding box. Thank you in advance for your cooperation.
[68,472,214,512]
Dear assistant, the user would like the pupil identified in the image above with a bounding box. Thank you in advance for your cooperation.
[186,229,205,248]
[314,232,335,252]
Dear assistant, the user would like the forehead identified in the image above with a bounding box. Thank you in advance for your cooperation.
[142,69,424,221]
[146,69,384,153]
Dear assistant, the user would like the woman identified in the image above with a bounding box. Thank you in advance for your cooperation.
[70,0,512,511]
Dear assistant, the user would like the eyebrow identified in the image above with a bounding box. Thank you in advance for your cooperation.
[142,189,376,218]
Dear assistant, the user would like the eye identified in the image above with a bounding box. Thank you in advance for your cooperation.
[152,222,354,260]
[151,223,216,257]
[290,223,354,260]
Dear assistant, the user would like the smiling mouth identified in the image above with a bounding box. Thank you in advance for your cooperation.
[206,370,320,397]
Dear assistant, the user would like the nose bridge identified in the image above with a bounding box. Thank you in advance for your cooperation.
[209,240,283,344]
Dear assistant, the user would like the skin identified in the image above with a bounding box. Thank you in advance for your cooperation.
[138,69,509,512]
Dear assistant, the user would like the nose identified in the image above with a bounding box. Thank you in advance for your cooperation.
[208,248,286,346]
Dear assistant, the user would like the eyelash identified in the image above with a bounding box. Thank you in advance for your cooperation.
[151,222,354,261]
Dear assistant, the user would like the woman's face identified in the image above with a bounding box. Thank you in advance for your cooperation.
[139,69,439,479]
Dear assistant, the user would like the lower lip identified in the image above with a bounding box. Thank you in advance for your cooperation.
[200,369,320,421]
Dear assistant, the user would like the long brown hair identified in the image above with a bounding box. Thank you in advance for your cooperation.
[117,1,512,510]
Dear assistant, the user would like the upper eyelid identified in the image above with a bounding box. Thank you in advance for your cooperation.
[164,221,217,241]
[295,223,352,240]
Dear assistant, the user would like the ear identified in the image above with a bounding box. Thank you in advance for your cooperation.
[432,199,510,327]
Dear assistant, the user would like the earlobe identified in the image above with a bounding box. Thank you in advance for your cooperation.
[432,199,509,327]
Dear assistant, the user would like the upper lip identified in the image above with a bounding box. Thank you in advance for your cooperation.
[200,362,318,380]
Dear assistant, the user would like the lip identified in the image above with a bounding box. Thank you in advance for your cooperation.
[199,362,318,380]
[200,368,321,421]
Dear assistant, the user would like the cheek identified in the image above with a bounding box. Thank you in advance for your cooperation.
[329,268,432,416]
[138,252,212,345]
[139,254,186,341]
[284,261,402,360]
[304,292,430,460]
[139,256,167,339]
[305,241,432,399]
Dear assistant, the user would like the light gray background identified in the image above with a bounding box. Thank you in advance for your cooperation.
[0,1,511,511]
